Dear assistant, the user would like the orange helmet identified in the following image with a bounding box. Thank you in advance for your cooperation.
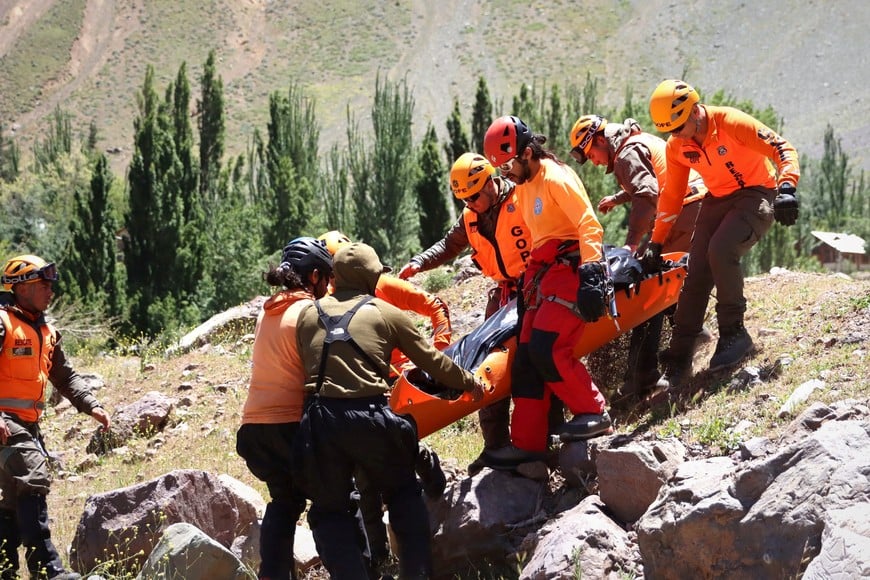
[569,115,608,163]
[450,153,496,199]
[2,254,58,292]
[317,231,352,256]
[483,116,532,166]
[649,80,699,132]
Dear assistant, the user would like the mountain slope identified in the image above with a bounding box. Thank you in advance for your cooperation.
[1,0,869,174]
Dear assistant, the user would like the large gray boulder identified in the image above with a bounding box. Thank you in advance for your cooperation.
[596,437,686,523]
[87,390,176,454]
[637,416,870,578]
[135,522,249,580]
[428,468,545,576]
[518,495,640,580]
[70,469,260,573]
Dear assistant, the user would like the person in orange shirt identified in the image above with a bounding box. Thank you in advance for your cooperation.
[568,114,708,399]
[643,80,800,390]
[236,237,333,580]
[481,115,613,468]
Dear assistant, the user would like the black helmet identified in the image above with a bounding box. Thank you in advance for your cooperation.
[281,237,333,276]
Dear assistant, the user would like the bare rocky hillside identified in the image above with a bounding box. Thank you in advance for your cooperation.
[1,0,869,175]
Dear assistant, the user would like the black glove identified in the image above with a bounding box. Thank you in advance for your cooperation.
[640,242,664,274]
[773,183,799,226]
[576,262,608,323]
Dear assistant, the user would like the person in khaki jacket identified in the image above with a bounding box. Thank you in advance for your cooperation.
[293,243,482,579]
[643,79,800,390]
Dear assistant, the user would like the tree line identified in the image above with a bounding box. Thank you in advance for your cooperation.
[0,51,867,342]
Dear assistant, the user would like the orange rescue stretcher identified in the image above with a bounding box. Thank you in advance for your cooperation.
[390,252,688,438]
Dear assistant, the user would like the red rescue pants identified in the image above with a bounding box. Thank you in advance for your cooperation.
[510,241,606,451]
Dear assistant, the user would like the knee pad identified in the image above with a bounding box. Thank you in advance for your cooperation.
[527,329,563,382]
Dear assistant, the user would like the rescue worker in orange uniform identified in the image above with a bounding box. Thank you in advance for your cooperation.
[481,116,613,468]
[397,153,532,467]
[568,115,707,398]
[0,255,111,580]
[236,237,333,580]
[643,80,800,390]
[398,153,529,318]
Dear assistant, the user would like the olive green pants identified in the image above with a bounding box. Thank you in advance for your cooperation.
[668,187,775,355]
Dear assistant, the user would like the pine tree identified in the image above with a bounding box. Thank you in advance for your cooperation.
[415,123,450,248]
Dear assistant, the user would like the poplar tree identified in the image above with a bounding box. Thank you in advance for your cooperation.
[444,98,470,164]
[415,123,450,248]
[263,83,320,249]
[198,50,225,206]
[444,98,470,215]
[471,76,493,154]
[125,64,203,334]
[61,154,124,318]
[351,75,419,264]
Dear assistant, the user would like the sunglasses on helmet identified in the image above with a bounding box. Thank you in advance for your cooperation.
[5,263,58,286]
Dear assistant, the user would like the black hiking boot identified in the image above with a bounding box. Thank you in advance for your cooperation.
[709,323,754,371]
[480,445,547,470]
[415,444,447,499]
[655,354,692,392]
[558,411,613,442]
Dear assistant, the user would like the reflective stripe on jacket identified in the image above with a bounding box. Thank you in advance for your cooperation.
[462,190,530,283]
[0,309,56,422]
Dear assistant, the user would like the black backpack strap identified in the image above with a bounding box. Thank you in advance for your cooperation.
[313,296,390,392]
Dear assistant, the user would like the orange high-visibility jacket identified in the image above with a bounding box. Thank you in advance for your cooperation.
[241,290,311,424]
[652,105,800,245]
[0,309,57,423]
[462,189,530,283]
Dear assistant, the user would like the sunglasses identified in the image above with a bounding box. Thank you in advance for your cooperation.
[669,122,687,135]
[570,146,588,164]
[464,192,482,204]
